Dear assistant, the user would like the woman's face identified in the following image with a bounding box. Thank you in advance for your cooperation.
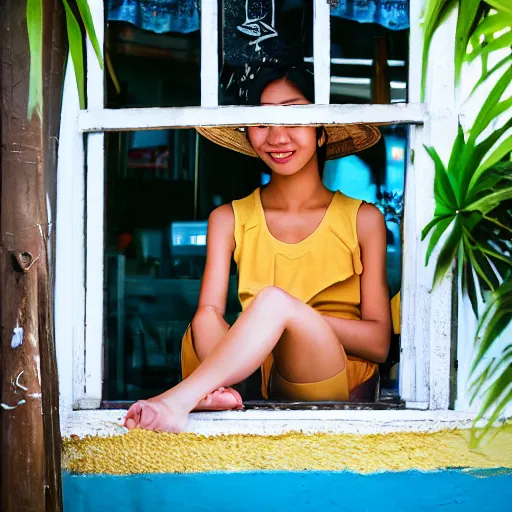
[247,78,318,177]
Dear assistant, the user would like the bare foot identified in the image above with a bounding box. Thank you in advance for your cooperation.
[194,387,243,411]
[124,397,189,433]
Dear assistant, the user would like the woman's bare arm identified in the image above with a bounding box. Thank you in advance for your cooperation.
[190,204,235,360]
[322,203,391,363]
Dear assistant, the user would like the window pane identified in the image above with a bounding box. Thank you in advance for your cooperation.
[328,1,409,104]
[103,128,263,400]
[323,124,407,393]
[103,124,407,401]
[105,1,201,107]
[219,0,313,105]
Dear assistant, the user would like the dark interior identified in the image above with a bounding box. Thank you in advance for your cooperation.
[102,0,409,406]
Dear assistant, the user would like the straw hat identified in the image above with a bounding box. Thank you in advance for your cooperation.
[196,123,381,160]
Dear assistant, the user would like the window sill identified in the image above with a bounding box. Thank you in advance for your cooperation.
[61,408,476,438]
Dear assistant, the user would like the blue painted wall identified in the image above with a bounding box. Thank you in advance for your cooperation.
[63,469,511,512]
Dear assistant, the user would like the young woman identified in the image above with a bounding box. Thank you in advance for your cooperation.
[124,68,391,432]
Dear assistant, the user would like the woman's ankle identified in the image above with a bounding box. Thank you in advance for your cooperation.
[157,385,198,414]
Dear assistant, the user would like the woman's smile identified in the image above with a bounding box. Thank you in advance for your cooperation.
[268,150,295,163]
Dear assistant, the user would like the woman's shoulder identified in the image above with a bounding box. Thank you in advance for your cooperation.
[209,187,260,233]
[331,191,384,241]
[209,203,235,225]
[356,202,386,242]
[232,188,260,208]
[231,188,260,223]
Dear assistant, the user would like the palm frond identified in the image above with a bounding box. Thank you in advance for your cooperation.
[26,0,42,120]
[26,0,103,118]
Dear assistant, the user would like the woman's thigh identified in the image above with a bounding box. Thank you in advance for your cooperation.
[272,295,346,384]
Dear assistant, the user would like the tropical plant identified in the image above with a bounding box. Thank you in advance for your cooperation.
[421,0,512,447]
[421,0,512,101]
[27,0,102,120]
[376,190,404,226]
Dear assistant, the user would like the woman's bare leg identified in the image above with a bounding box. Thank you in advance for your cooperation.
[190,306,230,360]
[124,286,345,432]
[188,307,243,410]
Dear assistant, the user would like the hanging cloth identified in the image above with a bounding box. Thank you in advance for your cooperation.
[107,0,200,34]
[330,0,409,30]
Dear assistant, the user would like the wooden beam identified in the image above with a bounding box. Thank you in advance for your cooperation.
[0,0,65,509]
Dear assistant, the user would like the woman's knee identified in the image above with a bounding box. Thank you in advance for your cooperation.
[254,286,297,312]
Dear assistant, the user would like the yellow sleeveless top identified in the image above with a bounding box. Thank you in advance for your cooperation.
[232,188,377,398]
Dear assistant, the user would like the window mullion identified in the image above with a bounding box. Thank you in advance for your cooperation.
[83,0,105,408]
[313,0,331,104]
[399,0,456,410]
[201,0,219,107]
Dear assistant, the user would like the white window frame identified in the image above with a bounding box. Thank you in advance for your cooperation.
[55,0,461,425]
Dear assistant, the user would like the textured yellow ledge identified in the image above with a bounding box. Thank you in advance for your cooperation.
[62,426,512,475]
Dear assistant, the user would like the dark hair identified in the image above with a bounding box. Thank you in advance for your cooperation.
[243,66,328,174]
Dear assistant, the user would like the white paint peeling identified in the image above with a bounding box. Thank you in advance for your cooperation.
[11,326,23,348]
[1,399,26,410]
[62,409,483,439]
[34,354,41,387]
[15,371,28,391]
[54,55,86,415]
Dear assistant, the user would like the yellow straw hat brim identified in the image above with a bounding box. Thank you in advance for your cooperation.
[196,124,381,160]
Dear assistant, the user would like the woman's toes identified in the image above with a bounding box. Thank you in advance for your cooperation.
[125,417,137,430]
[194,387,243,411]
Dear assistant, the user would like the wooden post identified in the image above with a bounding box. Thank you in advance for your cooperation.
[0,0,65,510]
[371,36,391,104]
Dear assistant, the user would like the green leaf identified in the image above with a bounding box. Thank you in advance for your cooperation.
[464,186,512,215]
[425,216,454,265]
[455,0,481,88]
[485,0,512,15]
[26,0,43,120]
[76,0,103,69]
[466,117,512,195]
[463,210,484,232]
[471,349,512,397]
[470,53,512,98]
[424,145,459,212]
[483,214,512,234]
[475,246,501,290]
[62,0,85,110]
[476,240,512,269]
[464,234,498,291]
[448,123,466,172]
[447,124,467,202]
[472,166,512,199]
[469,66,512,144]
[469,11,512,46]
[470,370,512,448]
[466,30,512,63]
[421,0,454,101]
[421,214,453,240]
[462,252,479,316]
[471,280,512,370]
[432,215,463,288]
[477,134,512,178]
